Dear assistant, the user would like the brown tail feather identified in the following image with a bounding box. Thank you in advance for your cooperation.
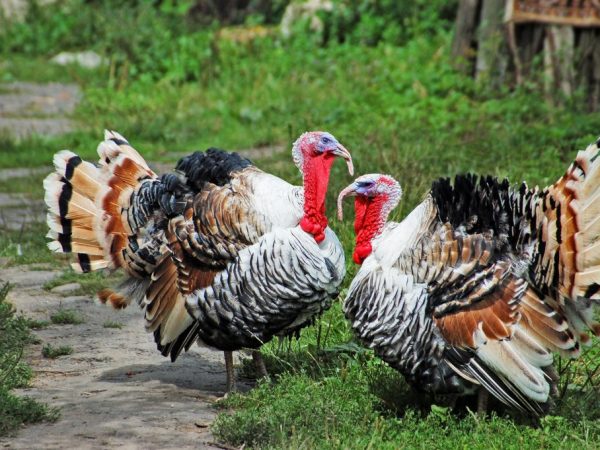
[143,223,216,359]
[97,288,129,309]
[532,137,600,344]
[44,131,157,281]
[44,152,107,273]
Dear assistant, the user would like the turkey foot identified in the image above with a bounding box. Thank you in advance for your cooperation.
[224,350,236,394]
[252,350,269,381]
[477,388,489,416]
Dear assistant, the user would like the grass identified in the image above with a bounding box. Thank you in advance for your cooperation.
[102,321,123,329]
[1,0,600,447]
[0,283,58,435]
[43,269,124,297]
[41,344,73,359]
[0,223,64,267]
[49,309,84,325]
[0,172,46,197]
[214,366,600,450]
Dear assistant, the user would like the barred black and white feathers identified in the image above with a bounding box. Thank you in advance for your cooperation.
[340,137,600,416]
[44,131,351,386]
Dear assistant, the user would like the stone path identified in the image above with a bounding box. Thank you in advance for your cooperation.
[0,192,46,230]
[0,82,80,139]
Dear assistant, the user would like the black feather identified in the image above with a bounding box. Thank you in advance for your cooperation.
[175,148,253,192]
[430,174,512,240]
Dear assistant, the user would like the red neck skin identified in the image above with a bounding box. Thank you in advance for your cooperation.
[353,195,388,264]
[300,154,335,243]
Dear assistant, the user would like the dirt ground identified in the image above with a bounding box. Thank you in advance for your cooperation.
[0,263,252,449]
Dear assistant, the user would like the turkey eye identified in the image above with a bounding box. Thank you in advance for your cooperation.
[357,181,375,190]
[321,136,331,145]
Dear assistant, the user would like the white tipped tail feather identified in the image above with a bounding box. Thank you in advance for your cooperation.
[43,132,156,277]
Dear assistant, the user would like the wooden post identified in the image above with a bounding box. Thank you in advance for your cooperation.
[451,0,481,74]
[593,32,600,111]
[476,0,509,87]
[544,25,575,100]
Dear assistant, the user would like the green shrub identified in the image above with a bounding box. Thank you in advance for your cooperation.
[289,0,458,47]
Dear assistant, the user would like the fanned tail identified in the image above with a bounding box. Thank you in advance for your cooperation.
[44,149,108,273]
[527,136,600,344]
[44,131,161,307]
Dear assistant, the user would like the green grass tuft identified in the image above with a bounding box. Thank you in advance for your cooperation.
[0,391,59,437]
[49,309,84,325]
[41,344,73,359]
[25,318,50,329]
[102,321,123,329]
[44,270,124,298]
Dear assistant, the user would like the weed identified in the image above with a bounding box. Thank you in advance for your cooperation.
[50,309,84,325]
[41,344,73,359]
[102,321,123,329]
[25,318,50,329]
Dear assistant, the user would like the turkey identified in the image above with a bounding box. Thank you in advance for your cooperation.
[44,130,353,391]
[337,137,600,415]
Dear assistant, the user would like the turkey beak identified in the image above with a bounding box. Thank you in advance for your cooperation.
[337,183,358,221]
[332,144,354,176]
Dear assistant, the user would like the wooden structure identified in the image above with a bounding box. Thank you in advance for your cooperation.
[452,0,600,110]
[506,0,600,27]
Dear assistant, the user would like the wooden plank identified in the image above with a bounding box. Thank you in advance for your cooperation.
[506,0,600,27]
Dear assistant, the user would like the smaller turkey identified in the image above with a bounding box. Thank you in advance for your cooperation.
[337,137,600,416]
[44,130,353,391]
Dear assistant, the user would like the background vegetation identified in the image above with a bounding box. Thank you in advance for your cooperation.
[1,0,600,447]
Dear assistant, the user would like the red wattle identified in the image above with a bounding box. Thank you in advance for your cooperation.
[300,217,313,234]
[353,243,372,265]
[301,153,334,243]
[352,195,388,264]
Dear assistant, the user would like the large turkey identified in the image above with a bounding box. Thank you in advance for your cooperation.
[337,138,600,415]
[44,130,353,391]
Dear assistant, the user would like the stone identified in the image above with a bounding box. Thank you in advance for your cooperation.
[0,268,59,288]
[0,82,81,139]
[50,51,105,69]
[0,0,56,23]
[50,282,82,294]
[280,0,334,38]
